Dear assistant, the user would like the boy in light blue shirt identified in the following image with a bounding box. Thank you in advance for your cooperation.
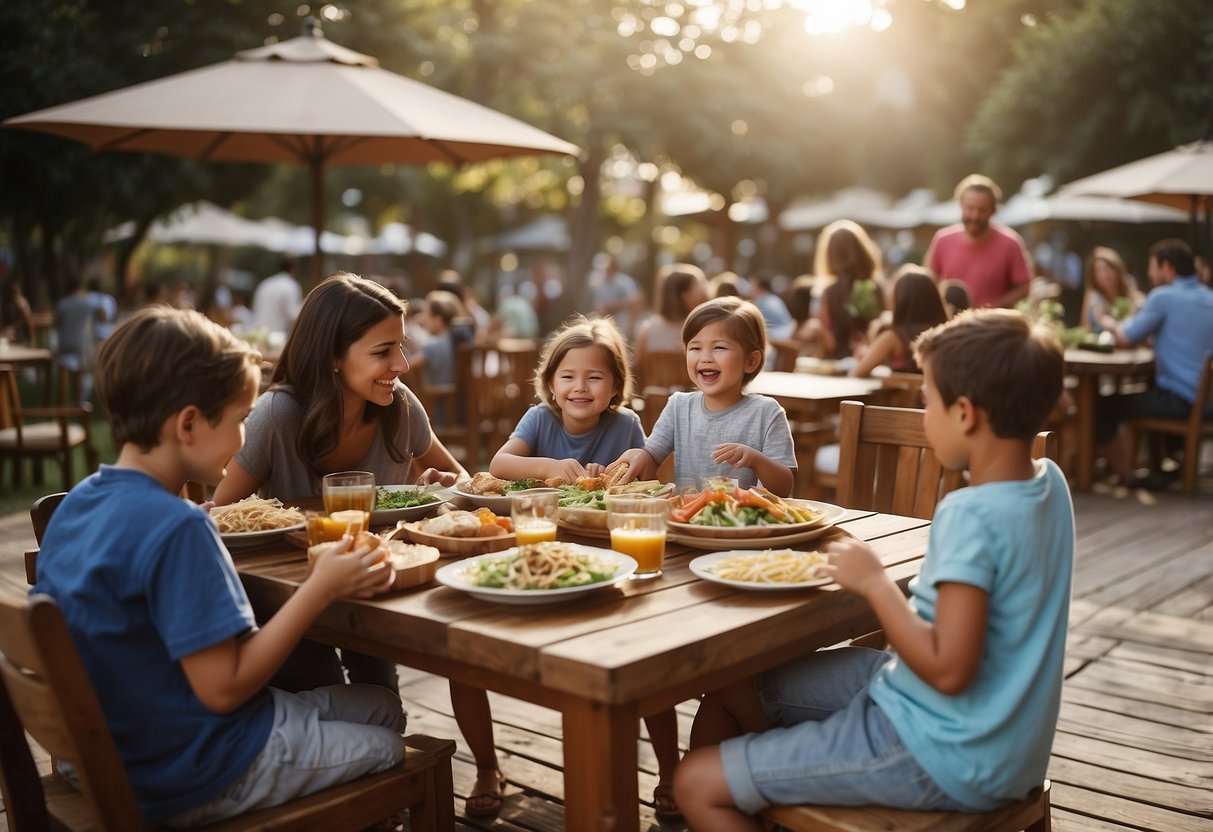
[676,309,1074,826]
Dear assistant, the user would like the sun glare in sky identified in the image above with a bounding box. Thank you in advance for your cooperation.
[784,0,893,36]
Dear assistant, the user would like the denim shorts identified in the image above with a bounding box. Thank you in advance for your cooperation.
[163,684,406,828]
[718,647,966,815]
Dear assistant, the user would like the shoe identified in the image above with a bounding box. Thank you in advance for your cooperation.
[1129,471,1176,492]
[465,768,507,817]
[1134,488,1157,506]
[653,782,682,822]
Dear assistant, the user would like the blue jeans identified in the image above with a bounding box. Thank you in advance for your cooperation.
[719,647,967,815]
[163,685,406,828]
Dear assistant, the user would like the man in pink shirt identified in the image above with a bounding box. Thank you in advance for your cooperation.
[925,174,1032,308]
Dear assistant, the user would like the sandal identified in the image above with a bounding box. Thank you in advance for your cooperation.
[465,767,507,817]
[653,782,682,822]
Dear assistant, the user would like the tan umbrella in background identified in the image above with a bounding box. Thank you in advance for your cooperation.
[1060,139,1213,212]
[4,19,580,280]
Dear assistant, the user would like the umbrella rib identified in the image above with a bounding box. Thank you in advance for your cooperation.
[97,128,153,152]
[428,139,471,166]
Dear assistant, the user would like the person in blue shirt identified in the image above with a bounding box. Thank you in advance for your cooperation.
[674,309,1074,827]
[1096,238,1213,489]
[33,307,403,827]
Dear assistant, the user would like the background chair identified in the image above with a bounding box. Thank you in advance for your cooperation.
[0,592,456,831]
[636,350,692,434]
[0,364,98,492]
[1129,352,1213,495]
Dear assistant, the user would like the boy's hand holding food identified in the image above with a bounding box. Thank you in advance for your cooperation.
[308,532,396,600]
[823,536,889,597]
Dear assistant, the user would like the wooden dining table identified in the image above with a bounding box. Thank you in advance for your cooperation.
[0,341,54,402]
[1063,346,1155,491]
[234,507,928,831]
[746,371,884,421]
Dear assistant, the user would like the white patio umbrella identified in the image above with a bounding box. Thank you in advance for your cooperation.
[1059,139,1213,212]
[996,193,1190,227]
[4,19,580,279]
[104,201,274,248]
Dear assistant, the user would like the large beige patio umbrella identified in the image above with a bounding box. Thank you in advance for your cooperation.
[1060,139,1213,212]
[3,19,580,279]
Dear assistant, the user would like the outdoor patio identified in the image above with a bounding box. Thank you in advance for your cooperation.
[1,483,1210,832]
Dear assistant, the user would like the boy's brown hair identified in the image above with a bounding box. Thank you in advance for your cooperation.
[682,296,768,385]
[913,308,1062,441]
[534,316,633,412]
[96,307,260,451]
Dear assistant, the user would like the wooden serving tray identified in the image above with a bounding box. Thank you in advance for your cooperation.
[395,522,516,557]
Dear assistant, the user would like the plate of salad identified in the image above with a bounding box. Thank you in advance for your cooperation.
[451,476,551,512]
[435,542,636,605]
[369,484,453,527]
[556,481,673,535]
[667,488,844,539]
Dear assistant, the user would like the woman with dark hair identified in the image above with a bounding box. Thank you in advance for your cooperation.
[851,266,948,377]
[214,273,466,691]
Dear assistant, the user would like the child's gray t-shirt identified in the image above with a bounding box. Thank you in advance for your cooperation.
[644,390,796,489]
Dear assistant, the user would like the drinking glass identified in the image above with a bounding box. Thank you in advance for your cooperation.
[322,471,375,528]
[511,489,560,546]
[606,494,670,579]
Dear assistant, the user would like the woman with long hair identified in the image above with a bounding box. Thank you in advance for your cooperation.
[796,219,886,358]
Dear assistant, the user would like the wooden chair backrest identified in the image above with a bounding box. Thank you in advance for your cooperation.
[0,363,18,429]
[835,400,1056,521]
[878,372,925,408]
[1186,353,1213,433]
[768,339,804,373]
[0,593,147,829]
[637,350,687,391]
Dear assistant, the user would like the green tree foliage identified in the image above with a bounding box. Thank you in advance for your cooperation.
[968,0,1213,183]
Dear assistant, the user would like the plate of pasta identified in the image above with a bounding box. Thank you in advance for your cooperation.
[435,542,637,605]
[689,549,832,590]
[212,497,305,549]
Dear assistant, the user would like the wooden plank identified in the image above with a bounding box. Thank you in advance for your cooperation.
[1056,702,1213,762]
[1064,685,1213,733]
[1050,731,1213,788]
[1067,658,1213,713]
[1076,610,1213,657]
[1106,640,1213,676]
[1049,781,1213,832]
[1051,807,1143,831]
[1046,755,1213,815]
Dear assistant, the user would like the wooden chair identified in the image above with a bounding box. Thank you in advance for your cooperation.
[763,781,1051,832]
[636,350,691,434]
[1129,352,1213,495]
[835,400,1055,521]
[0,592,457,832]
[401,351,475,470]
[465,338,540,469]
[0,363,99,491]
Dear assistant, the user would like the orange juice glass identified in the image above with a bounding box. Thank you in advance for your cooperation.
[306,509,367,544]
[322,471,375,520]
[511,489,561,546]
[606,494,670,578]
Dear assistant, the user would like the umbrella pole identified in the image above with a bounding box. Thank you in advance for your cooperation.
[311,152,325,284]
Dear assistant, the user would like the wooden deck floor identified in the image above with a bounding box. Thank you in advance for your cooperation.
[2,485,1211,831]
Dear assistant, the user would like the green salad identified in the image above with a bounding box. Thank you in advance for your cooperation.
[557,483,668,511]
[375,487,440,510]
[503,477,543,492]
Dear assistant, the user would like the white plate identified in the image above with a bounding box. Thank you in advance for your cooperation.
[689,550,833,590]
[668,500,846,540]
[435,546,637,605]
[221,522,305,550]
[668,520,838,550]
[371,484,453,527]
[450,482,530,513]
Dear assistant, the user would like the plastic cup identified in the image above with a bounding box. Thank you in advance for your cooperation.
[703,475,739,494]
[606,494,669,578]
[322,471,375,527]
[511,489,560,546]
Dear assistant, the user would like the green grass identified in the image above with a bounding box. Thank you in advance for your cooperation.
[0,414,116,517]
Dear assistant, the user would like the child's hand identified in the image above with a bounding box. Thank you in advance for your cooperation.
[308,535,396,601]
[607,449,655,483]
[584,462,605,478]
[823,537,887,597]
[547,458,588,483]
[712,442,760,471]
[416,468,458,487]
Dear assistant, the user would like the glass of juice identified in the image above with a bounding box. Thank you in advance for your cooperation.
[322,471,375,528]
[606,494,670,579]
[511,489,560,546]
[306,509,367,545]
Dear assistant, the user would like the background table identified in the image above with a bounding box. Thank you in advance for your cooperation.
[1063,347,1155,491]
[236,508,927,831]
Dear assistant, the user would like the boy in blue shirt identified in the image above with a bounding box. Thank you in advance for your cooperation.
[33,307,404,827]
[675,309,1074,826]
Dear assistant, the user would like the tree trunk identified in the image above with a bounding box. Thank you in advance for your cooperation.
[566,137,605,317]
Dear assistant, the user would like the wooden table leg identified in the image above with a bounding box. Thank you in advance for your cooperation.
[1075,375,1097,491]
[561,696,640,832]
